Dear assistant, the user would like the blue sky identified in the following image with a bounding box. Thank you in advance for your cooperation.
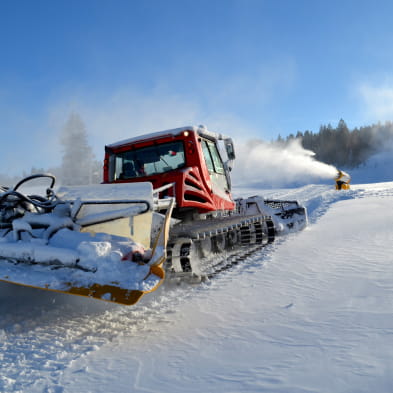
[2,0,393,175]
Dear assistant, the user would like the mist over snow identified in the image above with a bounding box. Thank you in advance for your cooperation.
[347,122,393,184]
[349,147,393,183]
[232,138,339,188]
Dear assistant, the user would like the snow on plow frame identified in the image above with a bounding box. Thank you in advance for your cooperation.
[16,200,173,306]
[0,179,174,306]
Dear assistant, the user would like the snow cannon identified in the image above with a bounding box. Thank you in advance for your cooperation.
[335,170,350,190]
[0,174,174,306]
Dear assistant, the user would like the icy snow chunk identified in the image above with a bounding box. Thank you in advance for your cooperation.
[12,219,32,233]
[77,241,112,258]
[101,293,112,300]
[0,329,7,340]
[0,376,15,389]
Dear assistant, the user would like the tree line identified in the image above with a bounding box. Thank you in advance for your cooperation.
[276,119,393,168]
[1,116,392,187]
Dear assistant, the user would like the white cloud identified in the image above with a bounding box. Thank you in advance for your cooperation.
[47,85,268,166]
[203,57,297,110]
[358,82,393,120]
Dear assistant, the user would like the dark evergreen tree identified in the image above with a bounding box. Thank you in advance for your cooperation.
[274,119,393,168]
[60,113,96,185]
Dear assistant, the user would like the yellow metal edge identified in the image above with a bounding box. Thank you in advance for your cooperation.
[0,257,166,306]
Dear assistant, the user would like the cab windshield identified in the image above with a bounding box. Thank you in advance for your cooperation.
[111,141,185,180]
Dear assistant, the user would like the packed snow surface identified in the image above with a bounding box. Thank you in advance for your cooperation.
[1,181,393,392]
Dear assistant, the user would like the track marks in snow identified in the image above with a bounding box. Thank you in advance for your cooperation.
[2,182,393,392]
[67,187,393,393]
[0,282,196,392]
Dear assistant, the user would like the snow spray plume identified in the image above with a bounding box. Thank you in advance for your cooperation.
[232,138,338,188]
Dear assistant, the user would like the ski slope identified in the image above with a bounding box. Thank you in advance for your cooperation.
[1,181,393,393]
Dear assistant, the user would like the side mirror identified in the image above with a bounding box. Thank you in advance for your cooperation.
[224,138,236,160]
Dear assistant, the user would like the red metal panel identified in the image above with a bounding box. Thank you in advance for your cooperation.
[103,129,235,213]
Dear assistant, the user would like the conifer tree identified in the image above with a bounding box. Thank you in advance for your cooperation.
[60,113,95,185]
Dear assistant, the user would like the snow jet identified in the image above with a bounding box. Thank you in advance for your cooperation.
[232,138,338,187]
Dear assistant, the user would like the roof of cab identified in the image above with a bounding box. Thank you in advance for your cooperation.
[106,125,231,149]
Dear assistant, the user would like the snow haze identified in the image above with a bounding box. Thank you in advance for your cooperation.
[350,146,393,184]
[233,138,339,187]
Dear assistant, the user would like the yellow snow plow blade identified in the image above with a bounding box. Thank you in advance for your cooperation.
[0,200,173,305]
[0,265,164,306]
[65,264,165,305]
[65,198,174,305]
[0,178,174,306]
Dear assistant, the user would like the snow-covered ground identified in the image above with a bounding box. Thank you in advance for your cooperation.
[1,180,393,393]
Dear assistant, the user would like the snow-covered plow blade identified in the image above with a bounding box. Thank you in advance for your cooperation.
[236,196,307,235]
[262,199,307,234]
[0,175,173,305]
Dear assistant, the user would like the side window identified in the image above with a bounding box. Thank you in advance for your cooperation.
[115,156,124,180]
[202,141,215,173]
[206,141,224,174]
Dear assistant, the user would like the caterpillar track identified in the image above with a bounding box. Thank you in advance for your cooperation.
[166,214,275,280]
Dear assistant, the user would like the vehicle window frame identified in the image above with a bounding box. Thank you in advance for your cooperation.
[202,139,225,175]
[112,140,186,180]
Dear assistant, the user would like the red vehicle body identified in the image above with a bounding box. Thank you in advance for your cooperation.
[103,126,236,217]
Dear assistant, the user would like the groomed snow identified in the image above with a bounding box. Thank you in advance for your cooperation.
[1,181,393,392]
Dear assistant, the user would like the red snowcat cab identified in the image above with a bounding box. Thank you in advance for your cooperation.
[103,125,307,277]
[103,126,236,219]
